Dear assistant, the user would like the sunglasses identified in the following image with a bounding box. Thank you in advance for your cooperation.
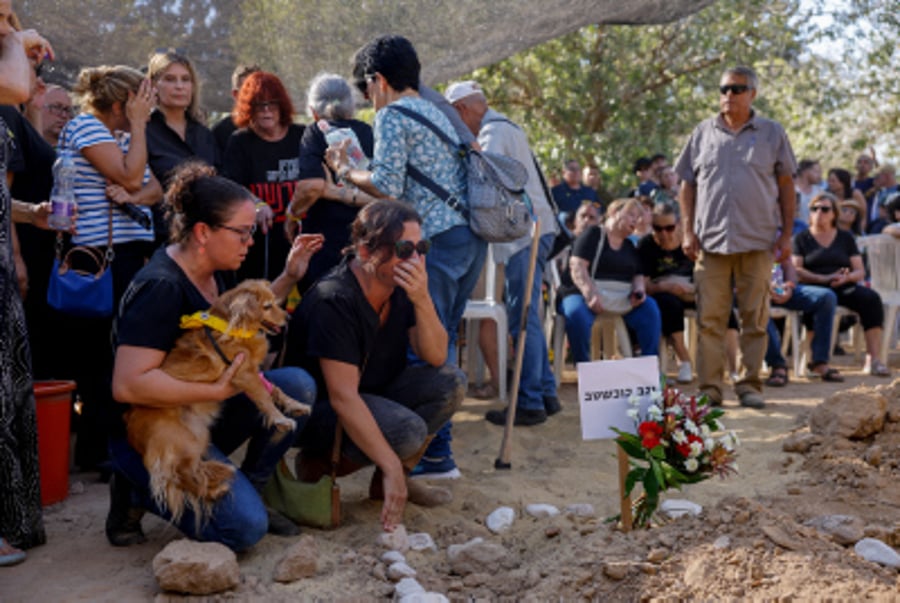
[218,223,257,242]
[810,205,833,213]
[719,84,750,95]
[652,224,677,233]
[394,239,431,260]
[252,100,278,113]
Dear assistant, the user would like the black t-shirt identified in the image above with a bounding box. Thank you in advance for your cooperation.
[296,119,374,292]
[146,110,220,187]
[637,234,694,280]
[211,115,237,158]
[551,182,598,215]
[792,228,860,278]
[1,106,57,305]
[222,123,304,282]
[284,258,415,399]
[573,225,642,281]
[111,247,229,436]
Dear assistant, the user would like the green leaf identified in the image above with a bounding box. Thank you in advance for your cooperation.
[624,468,645,496]
[617,437,647,459]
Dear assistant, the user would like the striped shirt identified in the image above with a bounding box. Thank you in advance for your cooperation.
[60,113,152,246]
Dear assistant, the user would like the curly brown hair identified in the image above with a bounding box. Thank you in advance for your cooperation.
[231,71,294,129]
[165,161,252,243]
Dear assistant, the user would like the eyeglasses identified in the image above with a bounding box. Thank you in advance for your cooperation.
[394,239,431,260]
[719,84,751,95]
[252,100,278,113]
[652,224,677,233]
[46,103,74,118]
[218,223,257,242]
[809,205,833,213]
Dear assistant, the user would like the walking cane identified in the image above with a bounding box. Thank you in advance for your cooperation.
[495,220,542,470]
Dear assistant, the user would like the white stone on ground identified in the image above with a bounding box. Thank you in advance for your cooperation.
[564,503,595,517]
[394,577,425,598]
[408,532,437,551]
[378,524,410,552]
[382,550,406,564]
[660,499,702,518]
[854,538,900,567]
[387,561,417,581]
[486,506,516,533]
[525,503,560,518]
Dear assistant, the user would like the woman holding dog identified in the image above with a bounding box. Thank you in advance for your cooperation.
[285,200,466,532]
[108,162,322,551]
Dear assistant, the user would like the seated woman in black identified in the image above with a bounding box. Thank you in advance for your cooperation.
[792,191,890,377]
[638,203,695,383]
[284,200,465,532]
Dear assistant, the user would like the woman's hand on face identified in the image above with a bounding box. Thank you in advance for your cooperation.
[19,29,54,63]
[393,256,429,305]
[125,79,155,127]
[379,466,407,532]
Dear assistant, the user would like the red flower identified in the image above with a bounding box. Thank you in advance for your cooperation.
[675,434,703,458]
[638,421,664,450]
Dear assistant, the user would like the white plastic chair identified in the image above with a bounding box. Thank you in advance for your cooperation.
[859,234,900,362]
[590,314,633,360]
[544,258,567,384]
[768,306,802,377]
[462,245,508,401]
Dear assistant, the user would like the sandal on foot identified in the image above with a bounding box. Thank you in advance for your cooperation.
[867,361,891,377]
[821,367,844,382]
[765,367,789,387]
[469,383,499,400]
[0,538,26,567]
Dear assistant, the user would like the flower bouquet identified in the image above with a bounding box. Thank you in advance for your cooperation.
[612,385,739,527]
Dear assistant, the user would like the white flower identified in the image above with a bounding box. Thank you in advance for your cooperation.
[689,441,704,458]
[628,394,640,406]
[703,437,714,451]
[700,424,711,438]
[650,390,663,404]
[685,458,699,473]
[647,404,663,421]
[669,404,683,417]
[626,408,639,420]
[672,430,688,445]
[714,419,725,431]
[684,419,699,435]
[730,430,741,446]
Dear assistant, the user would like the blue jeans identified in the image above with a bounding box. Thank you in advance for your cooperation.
[421,225,486,460]
[766,285,837,368]
[109,367,316,552]
[506,233,557,410]
[561,292,661,362]
[296,364,465,465]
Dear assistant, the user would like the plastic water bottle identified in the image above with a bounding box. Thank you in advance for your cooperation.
[48,149,77,231]
[771,263,785,296]
[319,120,368,170]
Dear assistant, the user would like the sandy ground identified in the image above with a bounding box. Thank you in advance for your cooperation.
[4,351,900,601]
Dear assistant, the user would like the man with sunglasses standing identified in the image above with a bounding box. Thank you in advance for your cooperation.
[675,65,797,409]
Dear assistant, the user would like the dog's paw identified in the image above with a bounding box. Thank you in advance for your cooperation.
[284,400,312,417]
[272,415,297,433]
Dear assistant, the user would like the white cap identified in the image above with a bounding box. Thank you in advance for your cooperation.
[444,80,484,104]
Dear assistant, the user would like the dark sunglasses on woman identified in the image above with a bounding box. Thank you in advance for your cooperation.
[394,239,431,260]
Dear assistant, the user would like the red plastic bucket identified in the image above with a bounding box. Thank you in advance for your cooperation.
[34,380,76,506]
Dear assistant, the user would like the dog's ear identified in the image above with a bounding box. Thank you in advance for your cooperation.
[226,291,261,335]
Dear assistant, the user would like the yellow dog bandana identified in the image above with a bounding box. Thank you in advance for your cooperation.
[179,311,256,339]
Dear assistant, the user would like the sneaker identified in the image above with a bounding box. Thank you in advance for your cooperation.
[543,396,562,416]
[739,391,766,409]
[485,407,547,427]
[677,362,693,384]
[409,456,462,480]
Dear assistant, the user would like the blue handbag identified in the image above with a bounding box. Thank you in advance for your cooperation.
[47,204,114,318]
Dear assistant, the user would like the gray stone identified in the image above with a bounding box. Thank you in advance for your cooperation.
[378,524,410,552]
[394,577,426,598]
[782,432,823,453]
[408,532,437,552]
[387,561,417,581]
[864,445,883,467]
[760,524,801,551]
[809,388,887,439]
[854,538,900,567]
[399,594,449,603]
[486,506,516,533]
[647,548,668,563]
[272,534,318,583]
[152,540,240,595]
[713,535,732,549]
[447,537,509,576]
[525,503,560,518]
[382,550,406,564]
[660,499,702,518]
[603,562,630,580]
[564,503,595,517]
[804,515,865,546]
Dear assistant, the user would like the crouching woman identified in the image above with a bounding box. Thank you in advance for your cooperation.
[108,163,321,551]
[284,200,465,532]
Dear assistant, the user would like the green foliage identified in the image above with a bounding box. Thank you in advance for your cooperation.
[467,0,896,195]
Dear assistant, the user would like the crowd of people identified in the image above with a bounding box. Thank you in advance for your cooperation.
[1,2,898,565]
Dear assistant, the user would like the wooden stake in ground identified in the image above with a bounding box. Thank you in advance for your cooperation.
[617,443,633,532]
[495,221,542,470]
